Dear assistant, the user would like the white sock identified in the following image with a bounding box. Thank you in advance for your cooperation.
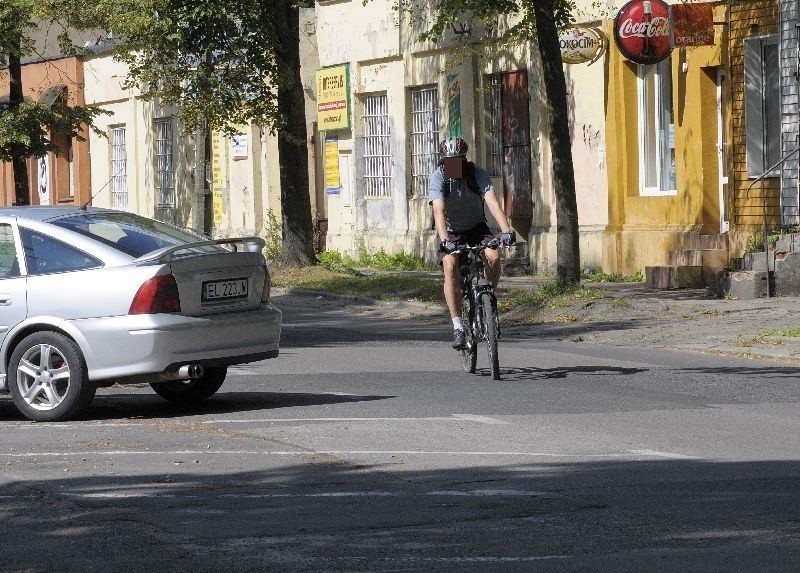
[452,317,463,330]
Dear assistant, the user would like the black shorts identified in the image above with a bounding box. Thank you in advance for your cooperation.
[438,222,494,265]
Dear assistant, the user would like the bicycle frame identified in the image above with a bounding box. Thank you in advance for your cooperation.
[456,243,499,340]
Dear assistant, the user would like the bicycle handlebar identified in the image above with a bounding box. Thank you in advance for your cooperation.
[448,237,500,256]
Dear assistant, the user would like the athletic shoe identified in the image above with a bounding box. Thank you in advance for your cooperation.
[452,328,466,350]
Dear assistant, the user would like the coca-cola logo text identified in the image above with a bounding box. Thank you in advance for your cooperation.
[613,0,672,65]
[617,16,669,40]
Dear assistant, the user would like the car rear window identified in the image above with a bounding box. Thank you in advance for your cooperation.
[54,212,227,258]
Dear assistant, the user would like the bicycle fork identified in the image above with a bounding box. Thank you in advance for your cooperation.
[472,284,500,340]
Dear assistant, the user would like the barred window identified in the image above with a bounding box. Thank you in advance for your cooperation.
[410,87,440,197]
[363,94,392,197]
[487,75,503,177]
[110,125,128,210]
[154,118,175,208]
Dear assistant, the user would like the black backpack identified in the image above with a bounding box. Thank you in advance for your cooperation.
[432,161,484,229]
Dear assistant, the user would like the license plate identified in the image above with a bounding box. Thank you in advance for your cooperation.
[202,277,248,302]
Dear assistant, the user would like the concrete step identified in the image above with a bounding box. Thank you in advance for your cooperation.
[714,270,770,299]
[502,257,531,277]
[645,265,704,289]
[694,234,728,250]
[668,248,727,285]
[743,250,775,272]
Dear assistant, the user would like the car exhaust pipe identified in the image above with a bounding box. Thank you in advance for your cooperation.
[179,364,205,379]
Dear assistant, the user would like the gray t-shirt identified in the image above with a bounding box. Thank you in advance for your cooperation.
[428,163,492,233]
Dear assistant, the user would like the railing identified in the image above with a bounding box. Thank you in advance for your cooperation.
[745,144,800,298]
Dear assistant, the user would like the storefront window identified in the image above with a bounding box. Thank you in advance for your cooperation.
[638,57,675,195]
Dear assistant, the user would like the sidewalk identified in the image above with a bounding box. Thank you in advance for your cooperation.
[275,274,800,364]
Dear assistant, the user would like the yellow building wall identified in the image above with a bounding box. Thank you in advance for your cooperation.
[603,12,726,276]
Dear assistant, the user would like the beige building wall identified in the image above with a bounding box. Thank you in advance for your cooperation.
[314,0,610,273]
[83,50,280,239]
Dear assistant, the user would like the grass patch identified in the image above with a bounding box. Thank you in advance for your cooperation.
[499,282,602,313]
[759,328,800,338]
[585,268,645,283]
[271,264,443,304]
[733,335,783,347]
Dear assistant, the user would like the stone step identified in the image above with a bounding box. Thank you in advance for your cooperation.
[693,234,728,250]
[743,250,775,272]
[668,248,728,286]
[645,265,704,289]
[714,270,770,299]
[502,257,531,277]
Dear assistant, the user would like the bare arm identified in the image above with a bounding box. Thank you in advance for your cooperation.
[431,198,450,243]
[483,187,511,235]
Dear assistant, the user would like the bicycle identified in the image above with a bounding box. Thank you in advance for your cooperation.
[453,238,502,380]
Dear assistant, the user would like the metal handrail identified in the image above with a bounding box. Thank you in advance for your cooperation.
[744,144,800,298]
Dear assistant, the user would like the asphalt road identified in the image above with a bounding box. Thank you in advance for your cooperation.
[1,292,799,571]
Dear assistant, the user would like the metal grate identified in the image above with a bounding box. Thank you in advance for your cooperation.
[110,126,128,210]
[410,87,440,198]
[154,118,175,208]
[487,76,503,177]
[363,94,392,197]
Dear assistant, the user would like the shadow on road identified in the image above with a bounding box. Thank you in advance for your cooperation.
[1,457,798,570]
[0,391,396,422]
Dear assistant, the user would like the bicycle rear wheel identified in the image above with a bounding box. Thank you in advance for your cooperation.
[460,293,477,373]
[479,293,500,380]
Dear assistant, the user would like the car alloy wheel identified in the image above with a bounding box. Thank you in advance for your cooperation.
[9,331,96,422]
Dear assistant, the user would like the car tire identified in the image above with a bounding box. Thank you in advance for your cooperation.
[150,366,227,404]
[8,331,96,422]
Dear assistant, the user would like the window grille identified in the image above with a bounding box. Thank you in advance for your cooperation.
[487,76,503,177]
[110,126,128,210]
[363,94,392,197]
[154,118,175,208]
[410,87,440,197]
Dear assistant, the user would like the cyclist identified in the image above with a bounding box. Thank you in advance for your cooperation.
[428,137,515,350]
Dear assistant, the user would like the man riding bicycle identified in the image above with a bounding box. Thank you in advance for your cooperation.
[428,137,515,350]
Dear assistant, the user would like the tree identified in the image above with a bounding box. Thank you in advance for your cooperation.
[60,0,316,265]
[0,1,104,205]
[391,0,581,287]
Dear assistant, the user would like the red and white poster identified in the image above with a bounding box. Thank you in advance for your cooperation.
[614,0,672,65]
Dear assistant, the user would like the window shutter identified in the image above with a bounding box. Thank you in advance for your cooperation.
[744,38,765,177]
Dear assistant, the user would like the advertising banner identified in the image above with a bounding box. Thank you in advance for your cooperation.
[211,133,224,226]
[317,65,351,131]
[447,72,462,138]
[325,136,340,194]
[671,3,714,47]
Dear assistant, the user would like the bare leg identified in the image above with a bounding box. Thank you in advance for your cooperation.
[483,248,501,287]
[442,253,461,319]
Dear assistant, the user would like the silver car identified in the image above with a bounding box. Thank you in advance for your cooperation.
[0,206,281,422]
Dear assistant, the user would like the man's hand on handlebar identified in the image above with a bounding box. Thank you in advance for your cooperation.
[439,240,458,254]
[499,231,516,247]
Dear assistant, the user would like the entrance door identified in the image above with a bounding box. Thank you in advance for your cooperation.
[501,71,533,219]
[717,69,730,233]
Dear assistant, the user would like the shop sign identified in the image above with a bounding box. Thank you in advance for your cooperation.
[316,64,351,131]
[559,26,607,65]
[672,3,714,46]
[614,0,672,65]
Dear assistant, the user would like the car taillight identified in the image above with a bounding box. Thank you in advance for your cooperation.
[261,268,271,302]
[129,275,181,314]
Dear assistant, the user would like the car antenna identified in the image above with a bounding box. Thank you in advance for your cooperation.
[80,174,115,211]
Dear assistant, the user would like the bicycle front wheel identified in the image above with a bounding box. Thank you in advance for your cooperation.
[460,292,477,373]
[480,293,500,380]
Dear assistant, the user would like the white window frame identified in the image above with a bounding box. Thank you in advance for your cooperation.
[154,118,175,208]
[110,125,128,210]
[363,93,392,198]
[744,34,780,178]
[410,86,440,198]
[637,58,676,196]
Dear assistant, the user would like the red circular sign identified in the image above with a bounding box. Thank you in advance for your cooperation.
[614,0,672,65]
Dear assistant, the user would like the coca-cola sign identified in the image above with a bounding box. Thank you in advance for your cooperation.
[614,0,672,65]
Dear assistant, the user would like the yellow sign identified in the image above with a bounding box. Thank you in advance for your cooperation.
[211,133,224,226]
[317,65,350,130]
[325,136,340,194]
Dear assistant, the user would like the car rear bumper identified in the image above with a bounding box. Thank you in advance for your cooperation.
[71,302,282,382]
